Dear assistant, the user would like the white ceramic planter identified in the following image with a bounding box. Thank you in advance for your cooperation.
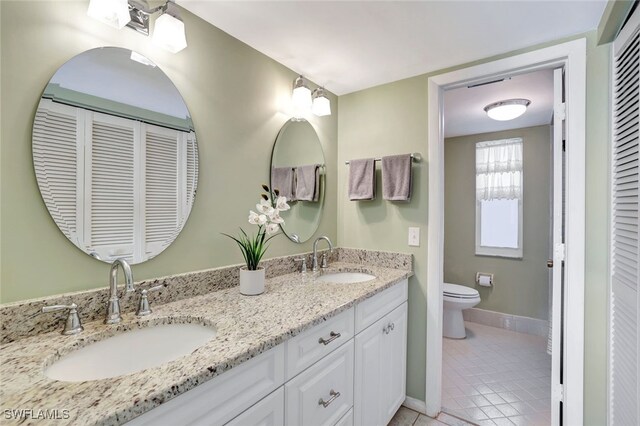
[239,267,265,296]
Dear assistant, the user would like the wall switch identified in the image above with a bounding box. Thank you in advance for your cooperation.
[408,227,420,247]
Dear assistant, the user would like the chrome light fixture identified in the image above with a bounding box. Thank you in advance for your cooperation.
[292,76,313,113]
[484,99,531,121]
[87,0,131,29]
[311,87,331,117]
[88,0,187,54]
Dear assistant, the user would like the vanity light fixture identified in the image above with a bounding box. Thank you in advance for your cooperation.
[87,0,131,29]
[483,98,531,121]
[152,4,187,53]
[311,87,331,117]
[292,75,313,113]
[87,0,188,54]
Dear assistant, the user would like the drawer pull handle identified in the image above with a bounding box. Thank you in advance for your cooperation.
[318,331,341,345]
[383,322,395,334]
[318,389,341,408]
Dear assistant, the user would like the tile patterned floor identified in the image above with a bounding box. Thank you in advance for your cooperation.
[441,322,552,425]
[389,406,474,426]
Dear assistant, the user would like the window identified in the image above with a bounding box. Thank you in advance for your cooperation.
[475,138,523,258]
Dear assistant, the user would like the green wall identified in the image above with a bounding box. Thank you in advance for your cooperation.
[444,126,551,321]
[338,33,610,423]
[0,0,338,303]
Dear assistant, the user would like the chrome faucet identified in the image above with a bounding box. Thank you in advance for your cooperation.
[105,258,134,324]
[312,236,334,272]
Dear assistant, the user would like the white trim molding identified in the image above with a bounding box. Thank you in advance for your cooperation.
[462,308,549,337]
[426,38,586,424]
[402,396,427,415]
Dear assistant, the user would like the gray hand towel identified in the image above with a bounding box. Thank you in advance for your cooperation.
[348,158,376,201]
[295,164,320,202]
[382,154,412,201]
[271,166,295,201]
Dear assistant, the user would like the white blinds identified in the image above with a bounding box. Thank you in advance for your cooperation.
[610,8,640,426]
[476,138,523,201]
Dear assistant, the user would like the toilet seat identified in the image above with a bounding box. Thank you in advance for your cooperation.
[443,283,479,299]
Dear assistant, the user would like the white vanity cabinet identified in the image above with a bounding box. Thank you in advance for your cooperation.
[126,279,408,426]
[354,289,408,426]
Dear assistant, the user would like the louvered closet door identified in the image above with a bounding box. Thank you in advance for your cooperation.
[33,100,82,245]
[85,112,138,263]
[143,124,185,258]
[610,7,640,426]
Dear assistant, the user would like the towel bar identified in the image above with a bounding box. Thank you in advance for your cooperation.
[344,153,421,165]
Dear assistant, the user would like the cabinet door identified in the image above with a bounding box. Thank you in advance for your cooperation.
[226,387,284,426]
[354,317,385,426]
[380,302,408,425]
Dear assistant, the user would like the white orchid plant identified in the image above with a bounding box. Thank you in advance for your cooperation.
[223,184,290,271]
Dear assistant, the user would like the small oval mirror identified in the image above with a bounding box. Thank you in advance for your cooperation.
[270,119,325,243]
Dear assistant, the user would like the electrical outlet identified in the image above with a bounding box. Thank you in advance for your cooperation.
[408,227,420,247]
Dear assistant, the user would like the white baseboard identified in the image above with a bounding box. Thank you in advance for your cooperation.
[463,307,549,337]
[402,396,427,415]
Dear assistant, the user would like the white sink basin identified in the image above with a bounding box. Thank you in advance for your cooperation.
[318,272,376,284]
[45,323,217,382]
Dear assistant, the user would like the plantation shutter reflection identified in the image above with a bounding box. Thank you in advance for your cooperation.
[145,125,180,256]
[87,113,136,262]
[33,100,197,263]
[33,100,80,245]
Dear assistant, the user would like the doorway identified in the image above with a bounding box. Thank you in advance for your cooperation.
[439,68,555,425]
[425,39,586,426]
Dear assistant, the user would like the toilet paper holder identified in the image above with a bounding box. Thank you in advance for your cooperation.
[476,272,493,287]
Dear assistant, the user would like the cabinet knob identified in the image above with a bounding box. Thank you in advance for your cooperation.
[318,389,340,408]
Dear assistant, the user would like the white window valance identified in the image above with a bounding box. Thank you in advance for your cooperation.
[476,138,523,201]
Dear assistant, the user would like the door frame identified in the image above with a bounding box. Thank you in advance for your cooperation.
[425,39,586,424]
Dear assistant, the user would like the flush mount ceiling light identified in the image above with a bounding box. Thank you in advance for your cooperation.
[311,87,331,117]
[484,99,531,121]
[87,0,187,54]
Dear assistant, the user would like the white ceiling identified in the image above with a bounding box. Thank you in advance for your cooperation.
[178,0,606,96]
[444,69,554,138]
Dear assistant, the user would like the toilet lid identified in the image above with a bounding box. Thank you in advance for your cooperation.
[443,283,479,299]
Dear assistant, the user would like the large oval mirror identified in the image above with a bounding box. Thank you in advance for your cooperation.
[270,119,325,243]
[32,47,198,264]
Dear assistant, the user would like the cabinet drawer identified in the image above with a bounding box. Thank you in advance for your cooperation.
[355,279,407,333]
[334,408,354,426]
[226,387,284,426]
[126,345,285,426]
[285,307,354,380]
[285,340,354,426]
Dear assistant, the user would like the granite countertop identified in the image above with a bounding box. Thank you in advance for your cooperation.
[0,262,412,425]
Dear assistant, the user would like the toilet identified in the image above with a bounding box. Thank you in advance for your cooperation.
[443,283,481,339]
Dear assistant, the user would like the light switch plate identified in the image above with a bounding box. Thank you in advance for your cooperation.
[408,227,420,247]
